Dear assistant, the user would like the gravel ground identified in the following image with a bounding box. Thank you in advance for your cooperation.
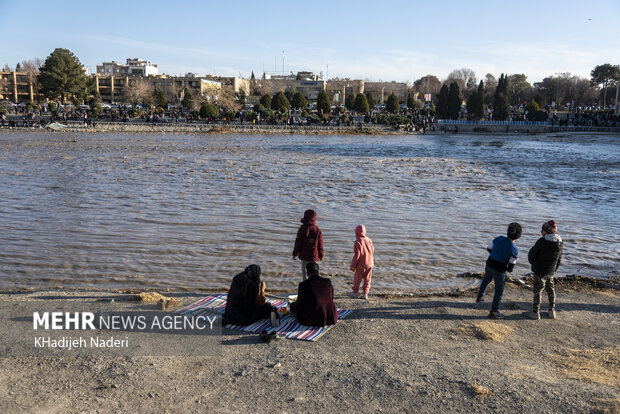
[0,279,618,413]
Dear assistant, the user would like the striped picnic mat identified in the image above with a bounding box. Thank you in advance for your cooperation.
[177,294,352,342]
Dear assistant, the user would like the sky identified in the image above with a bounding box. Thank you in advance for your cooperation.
[1,0,619,84]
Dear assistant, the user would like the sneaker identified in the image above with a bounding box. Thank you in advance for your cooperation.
[360,293,368,300]
[476,295,483,303]
[348,292,359,299]
[488,311,504,319]
[547,309,556,319]
[522,311,540,320]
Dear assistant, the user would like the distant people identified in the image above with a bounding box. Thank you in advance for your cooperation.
[290,262,338,327]
[223,265,275,326]
[523,220,563,320]
[476,222,522,319]
[348,224,375,300]
[292,209,324,280]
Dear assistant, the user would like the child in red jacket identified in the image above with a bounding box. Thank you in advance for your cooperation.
[349,224,374,300]
[293,209,324,280]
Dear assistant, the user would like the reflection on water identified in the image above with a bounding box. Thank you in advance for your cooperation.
[0,131,618,291]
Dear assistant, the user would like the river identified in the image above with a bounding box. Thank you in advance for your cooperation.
[0,131,618,292]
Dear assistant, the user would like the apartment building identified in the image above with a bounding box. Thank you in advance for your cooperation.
[0,71,39,103]
[96,58,159,77]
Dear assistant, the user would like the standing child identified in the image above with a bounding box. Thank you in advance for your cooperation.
[476,222,522,319]
[523,220,563,320]
[349,224,374,300]
[292,209,324,280]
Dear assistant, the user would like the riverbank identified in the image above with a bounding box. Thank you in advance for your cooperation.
[1,279,618,413]
[2,121,619,135]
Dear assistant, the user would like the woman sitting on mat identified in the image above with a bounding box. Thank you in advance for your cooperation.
[290,262,338,327]
[223,264,275,326]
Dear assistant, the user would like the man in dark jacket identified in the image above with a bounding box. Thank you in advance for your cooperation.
[290,262,338,327]
[223,265,274,326]
[292,209,324,280]
[523,220,563,320]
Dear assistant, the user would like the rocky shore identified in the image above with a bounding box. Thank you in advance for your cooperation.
[1,279,618,413]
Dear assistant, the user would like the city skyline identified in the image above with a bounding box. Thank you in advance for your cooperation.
[1,0,619,84]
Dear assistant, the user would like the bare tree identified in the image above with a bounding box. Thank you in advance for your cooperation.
[124,77,154,106]
[20,58,43,102]
[214,85,241,112]
[447,68,477,91]
[413,75,442,99]
[2,63,11,72]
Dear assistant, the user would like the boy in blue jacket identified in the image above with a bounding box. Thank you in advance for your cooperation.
[476,222,522,319]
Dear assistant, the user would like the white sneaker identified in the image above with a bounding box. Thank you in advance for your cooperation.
[348,292,358,298]
[360,294,368,300]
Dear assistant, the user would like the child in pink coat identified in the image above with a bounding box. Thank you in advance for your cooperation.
[349,224,374,299]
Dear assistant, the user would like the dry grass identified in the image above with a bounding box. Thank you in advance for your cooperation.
[551,346,620,387]
[468,383,490,398]
[451,321,514,342]
[132,292,168,303]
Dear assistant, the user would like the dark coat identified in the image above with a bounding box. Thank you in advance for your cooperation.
[528,234,563,276]
[294,274,338,327]
[223,265,271,325]
[293,210,324,261]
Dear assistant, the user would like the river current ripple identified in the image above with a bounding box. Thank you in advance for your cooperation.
[0,131,618,291]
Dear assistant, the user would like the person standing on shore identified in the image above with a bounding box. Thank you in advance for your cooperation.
[293,209,323,280]
[349,224,374,300]
[476,222,522,319]
[523,220,563,320]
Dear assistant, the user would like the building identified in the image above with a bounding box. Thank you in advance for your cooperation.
[325,79,365,106]
[0,71,39,103]
[363,81,408,105]
[96,58,158,77]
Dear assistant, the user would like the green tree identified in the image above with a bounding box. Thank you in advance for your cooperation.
[259,94,272,108]
[524,98,540,113]
[316,90,331,116]
[38,48,87,103]
[385,93,399,113]
[199,101,219,119]
[234,88,247,106]
[271,91,290,113]
[90,102,102,117]
[353,93,369,113]
[466,80,485,119]
[407,95,415,109]
[590,63,620,107]
[182,89,194,110]
[291,91,308,109]
[345,94,355,110]
[365,92,375,109]
[447,82,461,120]
[154,87,167,109]
[252,103,264,113]
[436,84,449,118]
[507,74,533,106]
[493,74,510,120]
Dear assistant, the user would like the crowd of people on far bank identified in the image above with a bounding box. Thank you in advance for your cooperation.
[221,209,563,334]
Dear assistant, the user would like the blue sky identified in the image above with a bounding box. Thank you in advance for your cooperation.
[1,0,618,84]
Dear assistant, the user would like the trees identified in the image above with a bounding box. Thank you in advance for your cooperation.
[199,101,219,119]
[365,92,375,109]
[353,93,369,113]
[413,75,442,97]
[447,68,477,93]
[590,63,620,107]
[182,89,194,110]
[447,82,461,120]
[345,94,355,110]
[316,90,331,116]
[466,80,485,119]
[291,91,308,110]
[507,74,533,106]
[271,91,290,113]
[259,94,272,109]
[436,84,449,119]
[385,93,399,113]
[154,87,167,109]
[493,74,510,120]
[124,78,154,106]
[38,48,87,103]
